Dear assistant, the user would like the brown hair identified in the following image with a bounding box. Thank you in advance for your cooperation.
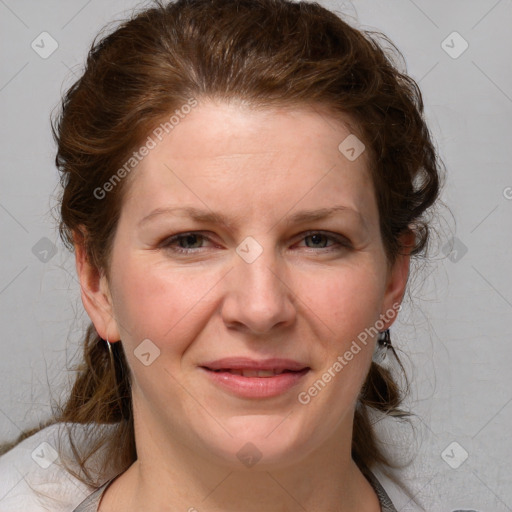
[2,0,442,497]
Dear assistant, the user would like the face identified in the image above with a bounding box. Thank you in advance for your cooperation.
[80,100,409,470]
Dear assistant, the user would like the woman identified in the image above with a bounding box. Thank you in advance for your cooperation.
[0,0,442,510]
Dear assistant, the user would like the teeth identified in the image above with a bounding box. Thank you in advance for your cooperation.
[226,369,287,377]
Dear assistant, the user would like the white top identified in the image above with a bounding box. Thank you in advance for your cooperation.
[0,423,410,511]
[0,423,117,511]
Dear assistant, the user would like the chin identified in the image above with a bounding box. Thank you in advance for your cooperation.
[198,416,318,471]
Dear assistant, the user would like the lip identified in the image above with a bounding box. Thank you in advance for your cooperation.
[200,357,308,372]
[199,357,310,399]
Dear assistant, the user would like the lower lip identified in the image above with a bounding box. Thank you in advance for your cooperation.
[200,368,310,398]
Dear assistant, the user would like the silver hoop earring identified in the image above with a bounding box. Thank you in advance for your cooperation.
[103,337,122,400]
[105,337,115,369]
[372,329,391,364]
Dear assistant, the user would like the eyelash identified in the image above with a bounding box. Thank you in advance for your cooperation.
[160,231,351,255]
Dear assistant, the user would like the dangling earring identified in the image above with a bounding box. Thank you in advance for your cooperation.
[372,328,391,363]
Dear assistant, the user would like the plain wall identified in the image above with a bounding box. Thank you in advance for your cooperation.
[1,0,511,509]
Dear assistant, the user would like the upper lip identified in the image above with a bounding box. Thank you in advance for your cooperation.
[200,357,309,371]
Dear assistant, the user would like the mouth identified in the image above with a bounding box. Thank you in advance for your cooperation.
[199,358,311,398]
[202,368,308,377]
[200,357,309,372]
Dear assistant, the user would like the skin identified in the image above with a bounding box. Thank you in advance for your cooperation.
[75,100,412,511]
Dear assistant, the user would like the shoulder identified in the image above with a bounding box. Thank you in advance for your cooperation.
[0,423,100,511]
[368,464,425,512]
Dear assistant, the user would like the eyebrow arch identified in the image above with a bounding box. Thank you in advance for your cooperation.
[283,206,364,225]
[139,206,232,228]
[139,205,365,229]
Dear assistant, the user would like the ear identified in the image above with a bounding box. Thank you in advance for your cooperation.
[73,227,121,343]
[380,229,415,329]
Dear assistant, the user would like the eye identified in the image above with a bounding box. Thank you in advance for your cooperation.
[296,231,351,252]
[161,232,212,254]
[160,230,351,255]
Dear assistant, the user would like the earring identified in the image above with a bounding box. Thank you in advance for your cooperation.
[105,336,115,369]
[103,337,122,402]
[372,328,391,363]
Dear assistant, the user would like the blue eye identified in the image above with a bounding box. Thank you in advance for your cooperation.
[161,231,351,255]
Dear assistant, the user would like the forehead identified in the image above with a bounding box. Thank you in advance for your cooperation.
[148,100,364,162]
[120,101,375,226]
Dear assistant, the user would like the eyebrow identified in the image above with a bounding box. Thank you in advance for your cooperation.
[138,205,365,229]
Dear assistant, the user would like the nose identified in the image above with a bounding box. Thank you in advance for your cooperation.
[220,246,296,335]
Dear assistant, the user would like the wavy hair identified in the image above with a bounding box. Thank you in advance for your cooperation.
[1,0,443,500]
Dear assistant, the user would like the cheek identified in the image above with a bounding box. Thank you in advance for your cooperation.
[299,265,383,402]
[112,257,384,340]
[110,245,386,361]
[298,271,379,415]
[110,257,220,352]
[306,265,385,341]
[110,263,216,407]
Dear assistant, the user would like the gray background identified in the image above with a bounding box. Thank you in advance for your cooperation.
[1,0,511,509]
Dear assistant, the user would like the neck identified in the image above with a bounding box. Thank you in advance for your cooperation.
[101,409,380,512]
